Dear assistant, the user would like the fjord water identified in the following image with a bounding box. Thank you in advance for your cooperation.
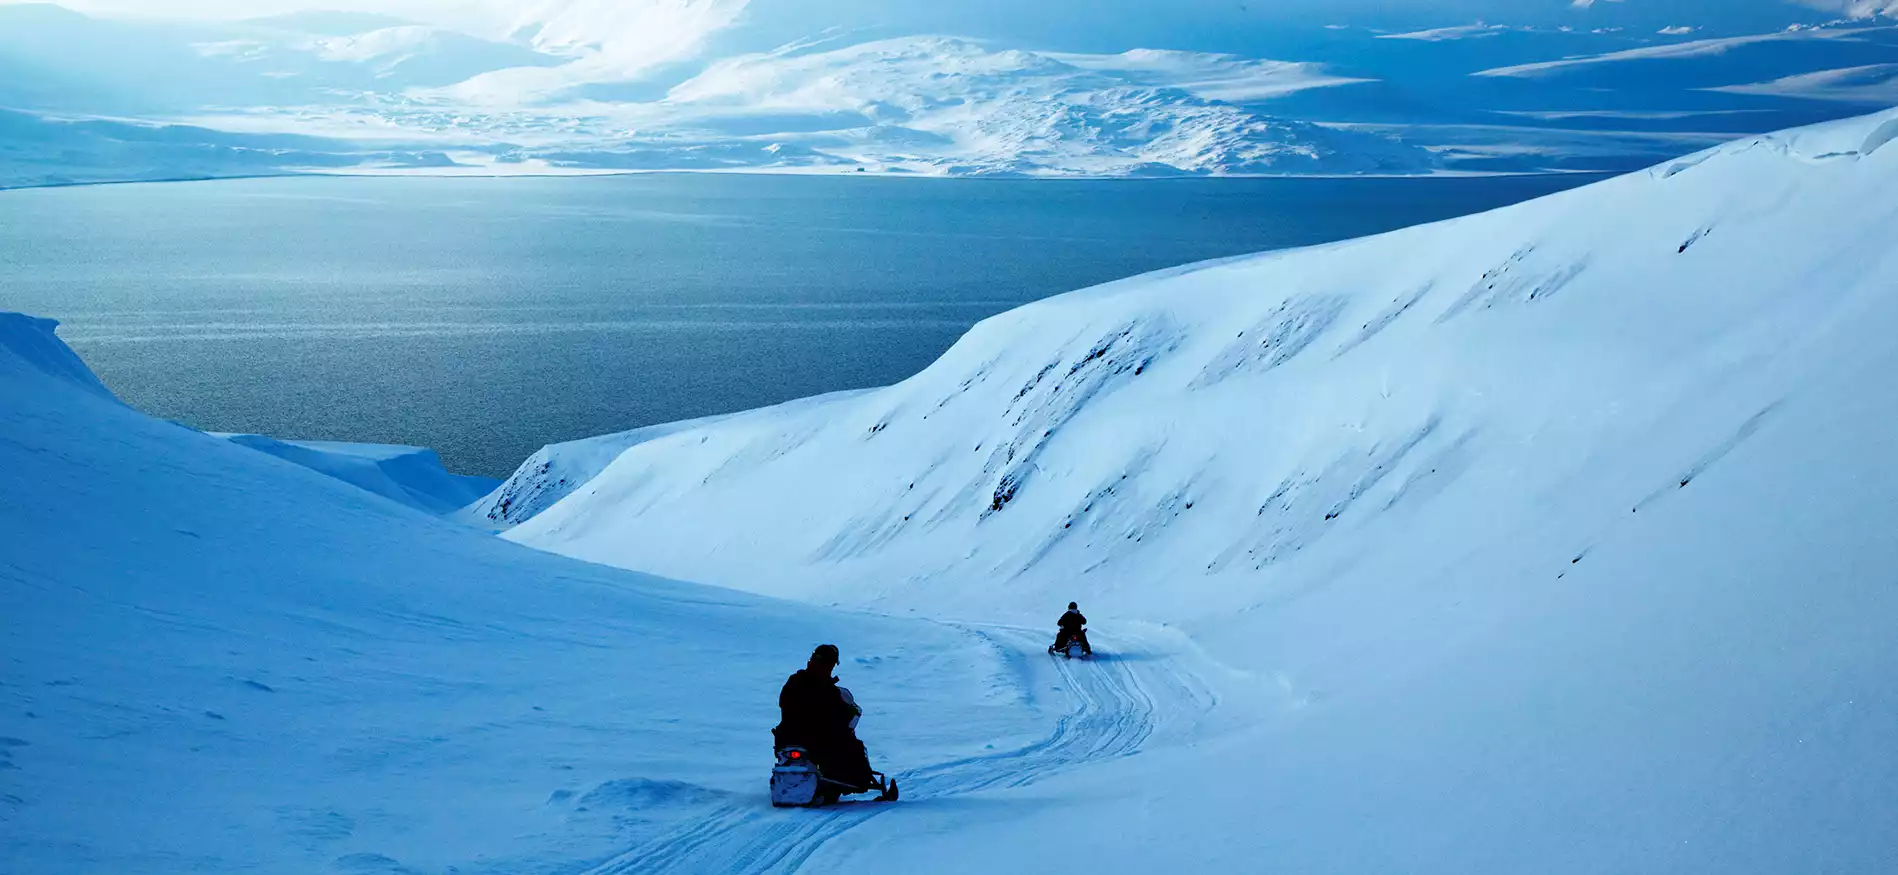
[0,172,1603,476]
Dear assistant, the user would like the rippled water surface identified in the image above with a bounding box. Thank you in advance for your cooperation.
[0,173,1605,475]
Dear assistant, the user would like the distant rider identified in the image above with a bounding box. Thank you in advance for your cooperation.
[773,644,879,790]
[1055,602,1092,656]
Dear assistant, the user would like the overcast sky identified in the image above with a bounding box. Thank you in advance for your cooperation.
[2,0,1887,80]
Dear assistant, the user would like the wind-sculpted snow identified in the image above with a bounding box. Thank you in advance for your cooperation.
[1190,294,1349,388]
[0,313,117,401]
[507,109,1898,870]
[217,434,499,516]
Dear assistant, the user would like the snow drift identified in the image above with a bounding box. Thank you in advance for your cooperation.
[501,107,1898,871]
[0,313,116,400]
[217,434,499,515]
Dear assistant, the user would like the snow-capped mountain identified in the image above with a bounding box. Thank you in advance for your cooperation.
[6,2,1898,184]
[581,36,1431,176]
[0,4,1434,181]
[0,107,459,190]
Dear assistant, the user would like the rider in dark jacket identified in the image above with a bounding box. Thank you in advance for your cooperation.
[774,644,877,789]
[1055,602,1092,655]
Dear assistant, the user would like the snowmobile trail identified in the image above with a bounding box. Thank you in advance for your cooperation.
[575,624,1216,875]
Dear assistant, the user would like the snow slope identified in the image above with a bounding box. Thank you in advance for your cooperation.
[216,433,499,515]
[470,392,866,529]
[0,313,116,400]
[0,315,1129,874]
[506,109,1898,871]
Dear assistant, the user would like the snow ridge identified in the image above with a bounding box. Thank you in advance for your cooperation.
[218,434,499,515]
[0,313,118,401]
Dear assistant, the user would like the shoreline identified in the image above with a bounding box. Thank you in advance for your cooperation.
[0,165,1625,195]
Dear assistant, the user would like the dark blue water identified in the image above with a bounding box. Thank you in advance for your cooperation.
[0,173,1607,476]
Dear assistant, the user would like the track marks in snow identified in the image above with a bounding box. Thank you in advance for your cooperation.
[574,625,1195,875]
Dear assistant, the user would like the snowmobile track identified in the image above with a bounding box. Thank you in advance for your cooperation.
[574,624,1195,875]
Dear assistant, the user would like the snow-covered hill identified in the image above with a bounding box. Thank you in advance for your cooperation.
[0,108,455,190]
[496,109,1898,869]
[468,393,865,529]
[216,433,499,515]
[0,313,1098,873]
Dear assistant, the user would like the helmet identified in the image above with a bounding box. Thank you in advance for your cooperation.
[1068,602,1078,610]
[811,644,840,666]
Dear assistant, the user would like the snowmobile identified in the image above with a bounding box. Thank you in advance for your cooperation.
[1050,627,1090,660]
[771,685,898,807]
[770,746,898,807]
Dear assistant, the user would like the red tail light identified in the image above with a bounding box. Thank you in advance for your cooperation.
[788,750,802,759]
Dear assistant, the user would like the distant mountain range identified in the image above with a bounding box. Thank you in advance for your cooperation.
[1,1,1894,186]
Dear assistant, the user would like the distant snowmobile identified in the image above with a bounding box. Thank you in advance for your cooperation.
[1050,601,1092,659]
